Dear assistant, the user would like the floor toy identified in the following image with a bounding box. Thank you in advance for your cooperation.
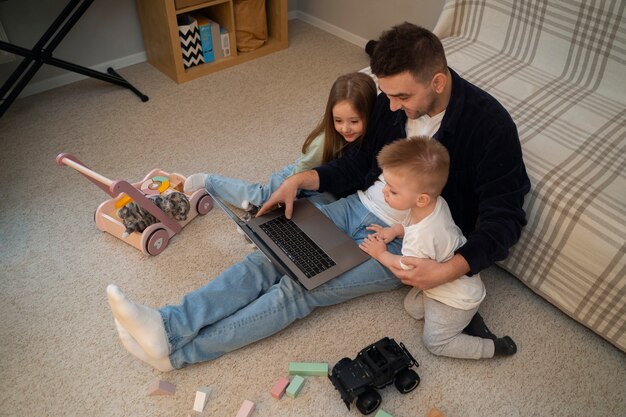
[329,337,420,415]
[288,362,328,376]
[235,400,255,417]
[146,379,176,396]
[285,375,305,398]
[270,376,290,399]
[427,408,445,417]
[56,153,213,256]
[374,410,393,417]
[192,386,211,412]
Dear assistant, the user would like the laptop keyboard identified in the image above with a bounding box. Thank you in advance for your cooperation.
[259,215,336,278]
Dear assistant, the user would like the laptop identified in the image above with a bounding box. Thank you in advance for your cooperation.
[207,192,370,290]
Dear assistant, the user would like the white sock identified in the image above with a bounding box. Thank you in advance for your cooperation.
[404,287,425,320]
[114,320,174,372]
[183,173,208,193]
[107,284,170,359]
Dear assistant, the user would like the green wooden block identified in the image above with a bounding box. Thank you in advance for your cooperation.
[375,409,394,417]
[285,375,305,398]
[288,362,328,376]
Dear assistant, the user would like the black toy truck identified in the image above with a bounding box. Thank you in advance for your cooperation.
[329,337,420,415]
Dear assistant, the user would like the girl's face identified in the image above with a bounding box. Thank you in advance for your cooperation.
[332,100,365,142]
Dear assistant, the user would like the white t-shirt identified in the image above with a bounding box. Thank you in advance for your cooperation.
[358,173,410,226]
[357,114,445,226]
[402,197,486,310]
[406,110,445,138]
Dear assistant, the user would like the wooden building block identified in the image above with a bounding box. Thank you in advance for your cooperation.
[270,376,290,399]
[288,362,328,376]
[193,386,211,412]
[146,379,176,396]
[235,399,255,417]
[285,375,305,398]
[427,407,446,417]
[375,409,394,417]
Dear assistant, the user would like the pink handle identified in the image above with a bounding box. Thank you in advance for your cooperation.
[57,153,182,234]
[56,153,116,197]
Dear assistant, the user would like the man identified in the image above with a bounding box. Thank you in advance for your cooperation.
[107,23,530,371]
[261,22,529,301]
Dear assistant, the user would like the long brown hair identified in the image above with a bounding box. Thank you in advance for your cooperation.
[301,72,377,164]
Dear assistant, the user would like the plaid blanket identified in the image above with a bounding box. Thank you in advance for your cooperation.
[434,0,625,351]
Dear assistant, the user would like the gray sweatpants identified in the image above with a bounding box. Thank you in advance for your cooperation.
[404,288,495,359]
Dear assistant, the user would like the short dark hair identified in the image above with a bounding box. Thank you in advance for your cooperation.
[370,22,448,83]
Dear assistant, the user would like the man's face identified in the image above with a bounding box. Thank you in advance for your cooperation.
[378,71,438,119]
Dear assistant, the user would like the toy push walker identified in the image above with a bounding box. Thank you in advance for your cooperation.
[56,153,213,256]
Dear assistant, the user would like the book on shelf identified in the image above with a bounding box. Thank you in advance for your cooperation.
[205,17,223,60]
[220,27,231,57]
[190,14,215,63]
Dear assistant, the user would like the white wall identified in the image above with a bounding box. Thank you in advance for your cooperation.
[0,0,145,97]
[296,0,444,46]
[0,0,443,97]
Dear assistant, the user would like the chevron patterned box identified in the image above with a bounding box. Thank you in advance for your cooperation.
[177,15,205,69]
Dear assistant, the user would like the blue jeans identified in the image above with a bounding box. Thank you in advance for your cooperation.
[161,194,403,368]
[205,164,295,209]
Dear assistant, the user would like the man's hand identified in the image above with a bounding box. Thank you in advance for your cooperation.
[257,176,299,218]
[359,234,388,259]
[257,170,320,219]
[391,253,471,290]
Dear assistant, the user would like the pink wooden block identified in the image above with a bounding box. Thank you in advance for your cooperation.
[270,376,290,399]
[235,399,255,417]
[146,379,176,396]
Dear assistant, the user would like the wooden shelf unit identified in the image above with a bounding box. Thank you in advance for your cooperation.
[135,0,288,83]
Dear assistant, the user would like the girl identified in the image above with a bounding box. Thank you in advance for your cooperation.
[183,72,377,213]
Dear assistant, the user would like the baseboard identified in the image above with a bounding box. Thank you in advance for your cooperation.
[19,51,147,98]
[293,11,368,49]
[19,12,364,98]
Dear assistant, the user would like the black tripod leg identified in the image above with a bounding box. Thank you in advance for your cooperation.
[107,67,149,102]
[0,60,45,118]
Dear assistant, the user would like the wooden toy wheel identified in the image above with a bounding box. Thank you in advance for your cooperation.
[197,194,213,215]
[146,228,169,256]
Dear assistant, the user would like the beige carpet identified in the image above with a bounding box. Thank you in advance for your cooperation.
[0,20,624,417]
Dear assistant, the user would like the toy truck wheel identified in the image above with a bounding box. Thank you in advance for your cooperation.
[356,389,381,415]
[146,228,169,256]
[394,368,420,393]
[197,194,213,215]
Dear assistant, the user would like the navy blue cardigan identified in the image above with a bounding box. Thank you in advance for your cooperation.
[314,68,531,275]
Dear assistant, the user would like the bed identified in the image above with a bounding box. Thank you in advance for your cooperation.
[431,0,625,351]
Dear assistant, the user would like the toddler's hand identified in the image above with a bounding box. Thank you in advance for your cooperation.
[366,224,395,243]
[359,234,387,258]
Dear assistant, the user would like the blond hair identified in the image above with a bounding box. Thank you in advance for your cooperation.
[377,136,450,196]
